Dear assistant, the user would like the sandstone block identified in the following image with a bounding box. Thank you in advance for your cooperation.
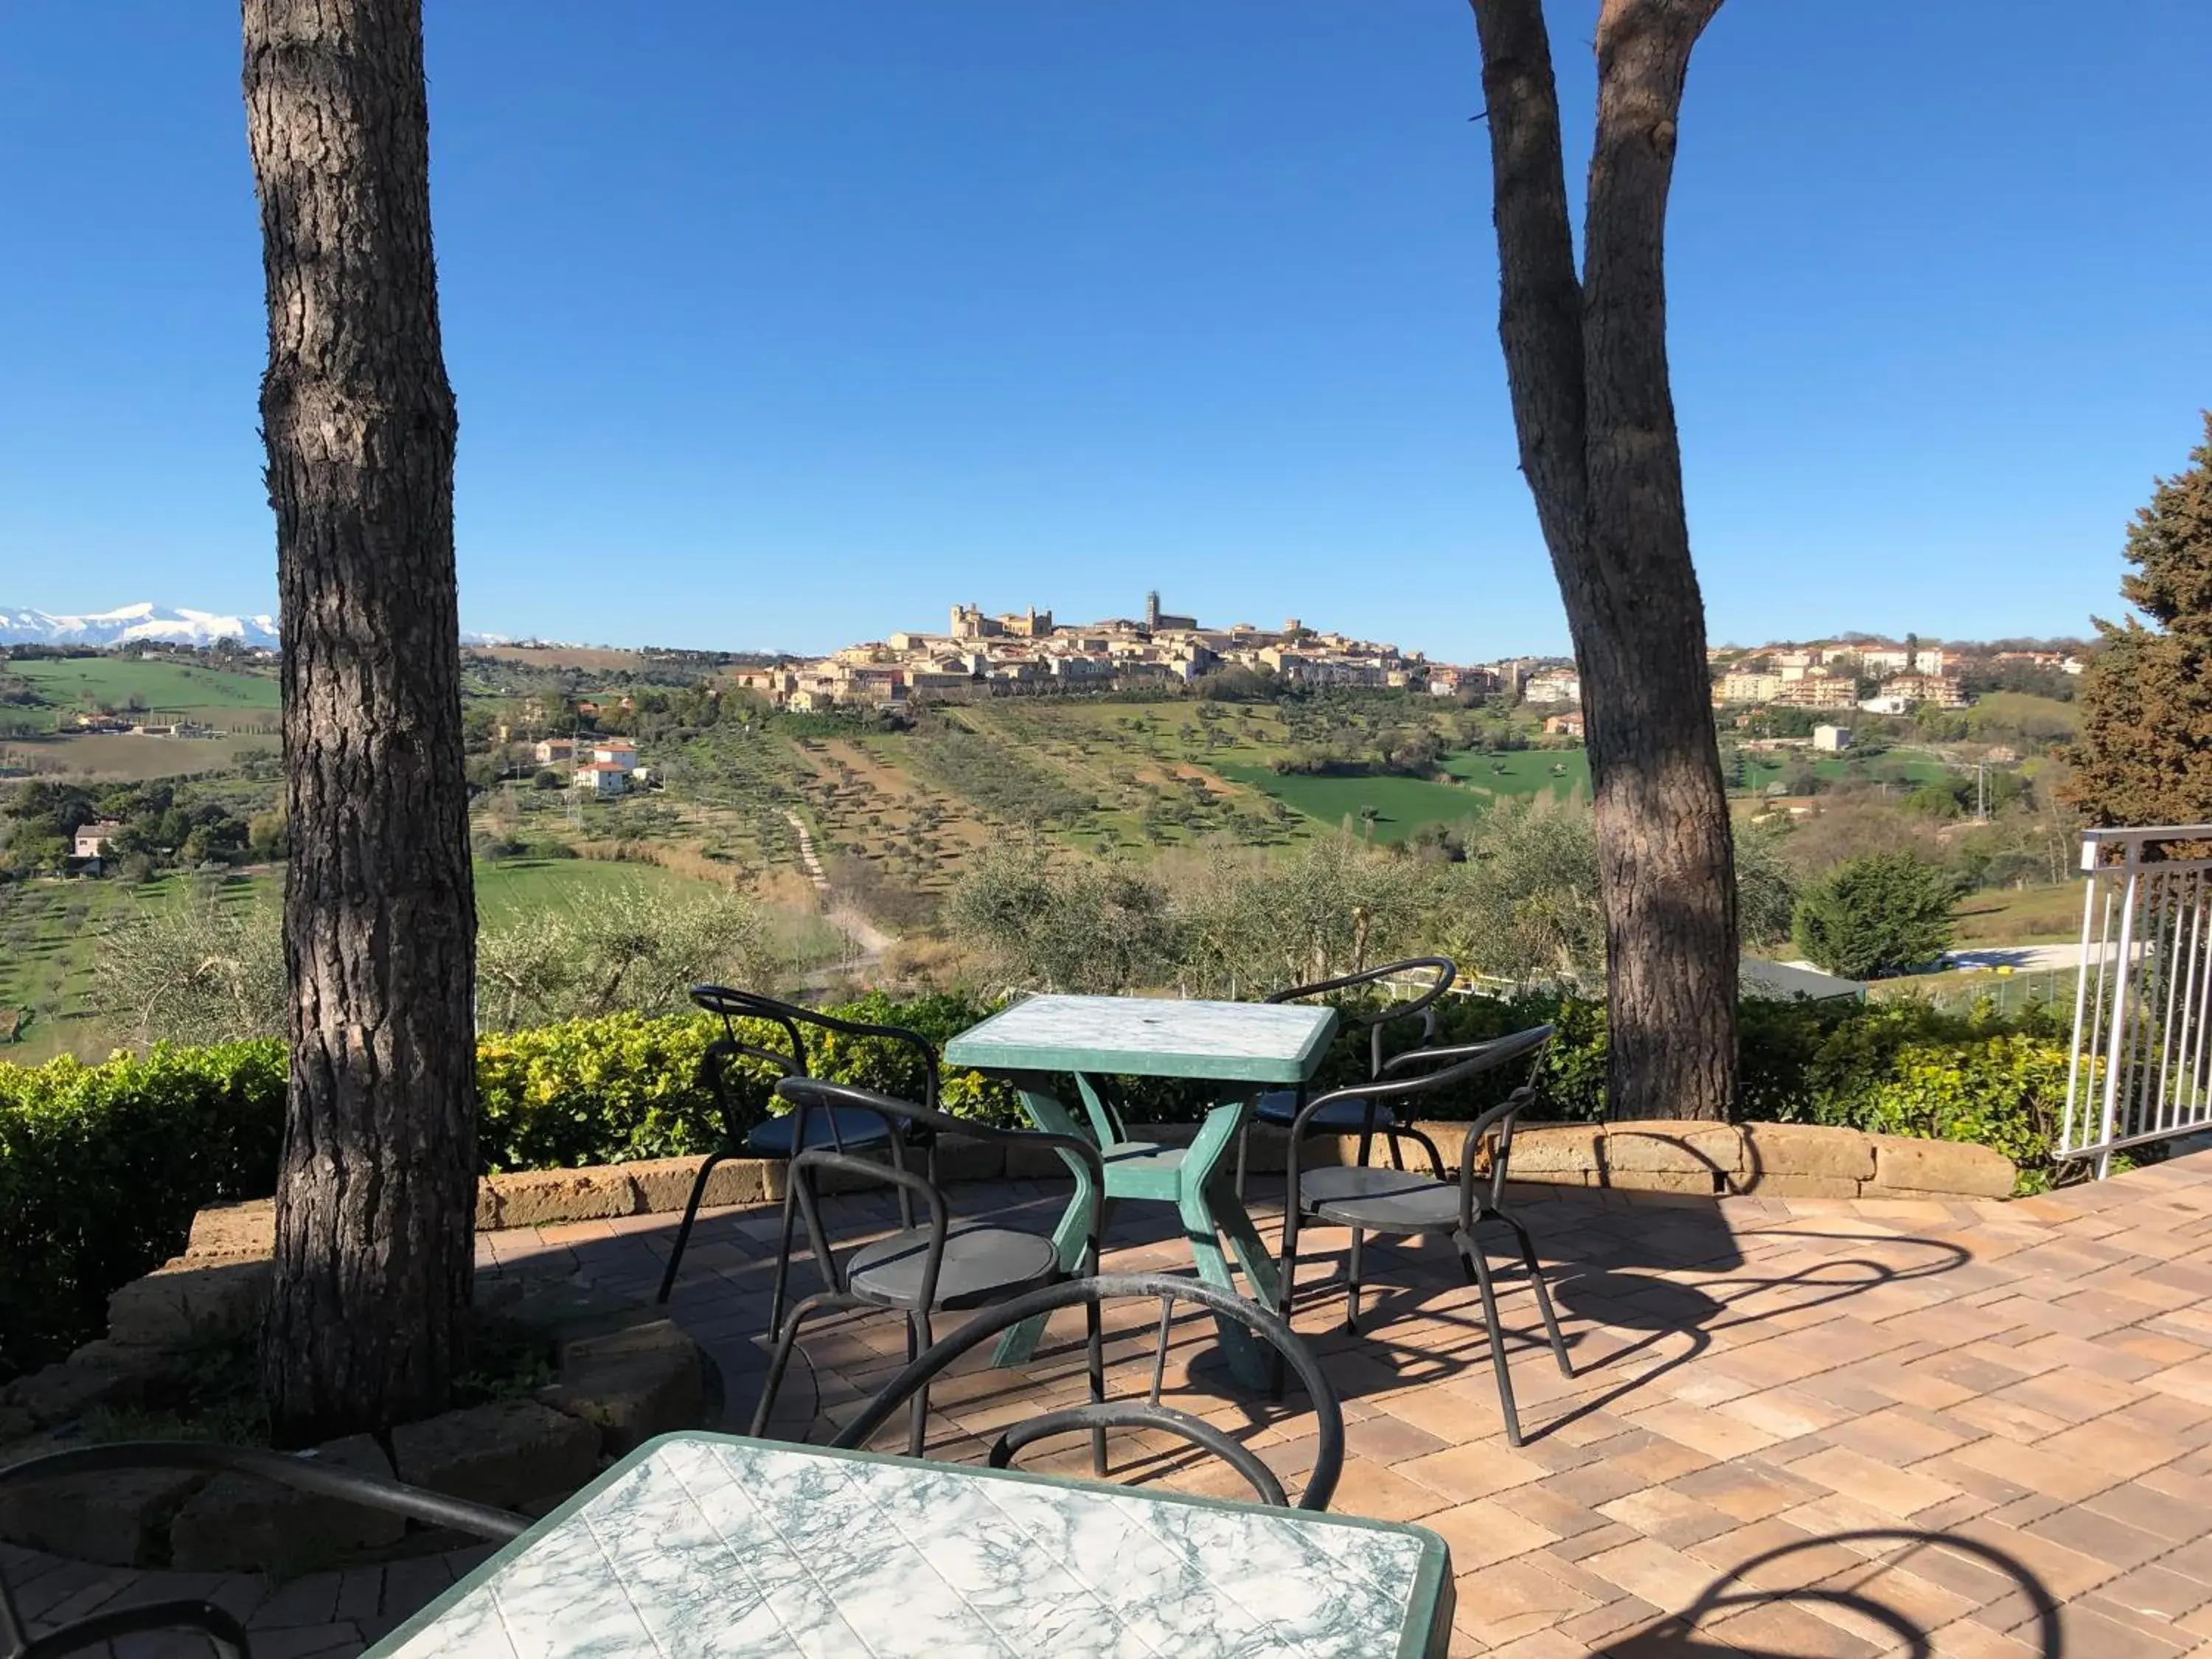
[105,1257,271,1354]
[0,1450,205,1567]
[1868,1134,2017,1199]
[929,1133,1005,1184]
[542,1320,706,1455]
[4,1350,159,1425]
[1596,1123,1746,1177]
[392,1400,598,1510]
[1004,1139,1080,1182]
[1236,1125,1289,1177]
[1732,1172,1864,1198]
[1741,1121,1877,1182]
[1503,1125,1600,1176]
[481,1168,641,1229]
[168,1433,403,1575]
[184,1200,276,1262]
[1593,1168,1722,1195]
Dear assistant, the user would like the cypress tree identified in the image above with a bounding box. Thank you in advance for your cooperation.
[2065,414,2212,827]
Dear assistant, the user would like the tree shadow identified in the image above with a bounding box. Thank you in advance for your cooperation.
[1592,1528,2064,1657]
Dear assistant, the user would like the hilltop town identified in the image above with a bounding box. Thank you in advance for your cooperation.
[717,594,2084,733]
[730,592,1560,713]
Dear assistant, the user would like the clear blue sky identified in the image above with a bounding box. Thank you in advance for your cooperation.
[1,2,2205,660]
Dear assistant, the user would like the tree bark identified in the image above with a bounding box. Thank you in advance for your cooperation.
[1471,0,1739,1121]
[244,0,476,1439]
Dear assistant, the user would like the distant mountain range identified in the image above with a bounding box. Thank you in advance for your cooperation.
[0,603,515,651]
[0,602,282,649]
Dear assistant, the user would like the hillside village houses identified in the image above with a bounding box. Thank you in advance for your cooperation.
[730,594,1544,713]
[1708,639,2008,715]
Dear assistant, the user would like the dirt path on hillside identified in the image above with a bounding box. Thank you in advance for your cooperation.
[785,810,894,961]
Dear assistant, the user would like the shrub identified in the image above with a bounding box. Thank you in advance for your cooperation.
[1792,852,1958,978]
[0,1042,285,1382]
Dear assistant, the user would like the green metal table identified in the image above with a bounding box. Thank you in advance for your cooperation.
[945,993,1339,1387]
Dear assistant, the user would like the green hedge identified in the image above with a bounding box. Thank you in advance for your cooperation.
[1,989,2077,1382]
[0,1043,286,1385]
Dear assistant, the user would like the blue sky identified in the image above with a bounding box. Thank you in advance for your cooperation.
[1,2,2205,661]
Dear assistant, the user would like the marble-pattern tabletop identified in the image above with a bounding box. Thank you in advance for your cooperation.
[369,1432,1453,1659]
[943,995,1339,1085]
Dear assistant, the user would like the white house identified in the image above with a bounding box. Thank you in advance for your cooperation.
[1523,669,1582,704]
[1812,725,1851,752]
[571,762,627,799]
[73,819,125,863]
[590,740,639,773]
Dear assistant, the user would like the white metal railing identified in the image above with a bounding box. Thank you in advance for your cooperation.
[2063,825,2212,1172]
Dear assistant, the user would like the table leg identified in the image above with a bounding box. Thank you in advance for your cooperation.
[992,1081,1096,1368]
[1177,1099,1281,1389]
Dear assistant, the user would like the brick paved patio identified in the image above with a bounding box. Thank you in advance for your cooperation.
[13,1149,2212,1656]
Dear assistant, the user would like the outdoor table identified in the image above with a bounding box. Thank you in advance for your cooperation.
[943,992,1338,1387]
[366,1432,1454,1659]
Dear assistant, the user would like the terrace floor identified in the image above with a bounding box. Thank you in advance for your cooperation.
[15,1152,2212,1657]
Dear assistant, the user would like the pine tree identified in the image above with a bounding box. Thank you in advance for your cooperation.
[2066,414,2212,827]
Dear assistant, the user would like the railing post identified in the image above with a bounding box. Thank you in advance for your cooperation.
[2098,844,2143,1180]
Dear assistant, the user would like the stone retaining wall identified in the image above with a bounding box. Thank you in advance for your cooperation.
[159,1117,2017,1270]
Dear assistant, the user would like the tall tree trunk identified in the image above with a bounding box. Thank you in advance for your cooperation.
[244,0,476,1440]
[1471,0,1738,1121]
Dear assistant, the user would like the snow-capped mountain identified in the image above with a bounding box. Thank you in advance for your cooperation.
[0,603,282,649]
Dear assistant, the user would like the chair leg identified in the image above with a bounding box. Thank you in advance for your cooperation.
[750,1298,825,1439]
[1498,1210,1573,1377]
[1346,1227,1365,1335]
[767,1177,801,1337]
[656,1149,732,1305]
[1086,1295,1107,1478]
[1460,1228,1526,1447]
[906,1311,933,1459]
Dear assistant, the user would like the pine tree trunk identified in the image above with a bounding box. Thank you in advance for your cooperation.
[244,0,477,1440]
[1472,0,1738,1121]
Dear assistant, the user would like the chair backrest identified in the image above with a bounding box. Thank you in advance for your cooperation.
[1265,957,1456,1080]
[1286,1024,1554,1220]
[830,1271,1345,1510]
[690,985,943,1144]
[776,1078,1107,1305]
[0,1441,524,1659]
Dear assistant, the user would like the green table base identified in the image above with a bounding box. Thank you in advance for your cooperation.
[992,1076,1284,1388]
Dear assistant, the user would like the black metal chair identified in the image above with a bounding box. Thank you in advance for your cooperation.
[0,1441,525,1659]
[1281,1026,1572,1446]
[833,1272,1345,1510]
[1234,957,1459,1196]
[749,1077,1108,1461]
[661,986,945,1329]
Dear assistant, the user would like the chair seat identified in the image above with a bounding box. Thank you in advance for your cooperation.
[1253,1091,1399,1133]
[846,1223,1064,1310]
[1301,1165,1458,1233]
[746,1106,900,1159]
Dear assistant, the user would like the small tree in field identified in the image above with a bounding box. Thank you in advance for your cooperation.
[1792,853,1957,981]
[2065,414,2212,827]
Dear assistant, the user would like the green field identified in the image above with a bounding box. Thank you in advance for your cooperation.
[0,856,801,1065]
[0,731,282,781]
[473,855,740,925]
[8,658,279,727]
[1437,750,1592,797]
[0,870,270,1063]
[1952,880,2090,946]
